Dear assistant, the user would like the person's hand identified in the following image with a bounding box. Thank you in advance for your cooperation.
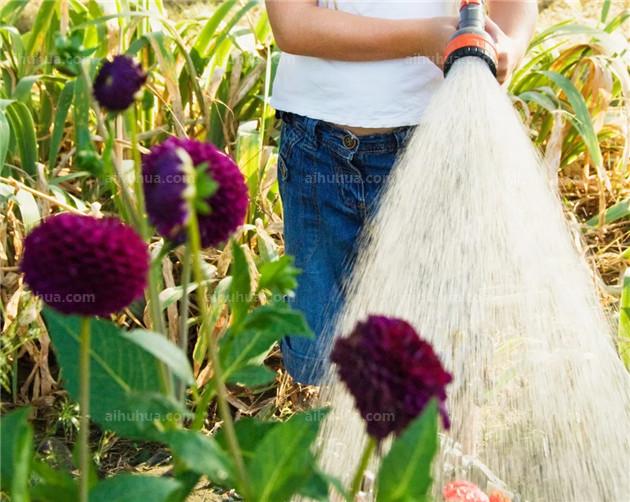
[485,18,528,85]
[419,17,460,69]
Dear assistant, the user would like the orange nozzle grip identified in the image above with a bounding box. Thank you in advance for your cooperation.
[444,33,497,62]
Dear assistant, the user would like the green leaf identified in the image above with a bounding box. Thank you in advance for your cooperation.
[13,188,41,231]
[13,75,41,102]
[619,268,630,370]
[539,71,604,170]
[0,107,9,175]
[49,80,75,170]
[193,0,237,57]
[249,410,328,502]
[604,10,630,33]
[89,475,182,502]
[258,255,300,296]
[229,240,252,327]
[227,365,276,387]
[74,69,100,176]
[298,471,335,501]
[123,330,194,385]
[221,303,313,377]
[44,309,179,438]
[23,0,56,58]
[195,164,217,198]
[31,460,77,502]
[377,402,439,502]
[159,429,235,487]
[0,1,28,23]
[216,417,277,461]
[0,407,33,502]
[600,0,612,23]
[5,101,38,176]
[586,199,630,227]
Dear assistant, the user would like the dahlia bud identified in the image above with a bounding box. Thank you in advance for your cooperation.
[21,214,149,317]
[331,315,452,441]
[93,55,147,112]
[142,137,248,248]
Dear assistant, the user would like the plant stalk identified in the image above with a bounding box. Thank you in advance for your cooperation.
[79,317,91,502]
[187,212,250,498]
[349,437,377,501]
[128,106,172,397]
[177,244,192,402]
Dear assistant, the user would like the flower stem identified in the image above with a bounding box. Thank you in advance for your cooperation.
[127,105,172,397]
[349,437,376,501]
[79,317,91,502]
[187,213,251,499]
[177,244,191,402]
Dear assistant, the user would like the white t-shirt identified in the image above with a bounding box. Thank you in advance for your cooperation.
[270,1,457,128]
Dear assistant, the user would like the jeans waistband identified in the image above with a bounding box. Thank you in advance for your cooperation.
[277,111,413,159]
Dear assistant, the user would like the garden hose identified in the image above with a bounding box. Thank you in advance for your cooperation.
[443,0,498,77]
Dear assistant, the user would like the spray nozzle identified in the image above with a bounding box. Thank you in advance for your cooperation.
[443,0,498,77]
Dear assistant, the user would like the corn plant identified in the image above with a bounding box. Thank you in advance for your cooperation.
[510,3,629,223]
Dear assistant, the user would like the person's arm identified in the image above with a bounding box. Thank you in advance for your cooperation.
[266,0,458,66]
[486,0,538,83]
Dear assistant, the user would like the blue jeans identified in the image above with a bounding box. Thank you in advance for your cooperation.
[277,111,412,384]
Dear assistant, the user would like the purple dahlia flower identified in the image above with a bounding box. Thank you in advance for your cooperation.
[331,315,453,441]
[21,214,149,317]
[93,55,147,112]
[142,137,248,248]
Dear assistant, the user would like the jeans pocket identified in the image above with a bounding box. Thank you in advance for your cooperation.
[278,120,305,182]
[278,155,288,182]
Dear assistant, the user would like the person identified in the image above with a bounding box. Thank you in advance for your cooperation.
[266,0,538,384]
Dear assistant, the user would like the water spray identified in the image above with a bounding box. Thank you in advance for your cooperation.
[443,0,498,77]
[316,8,630,497]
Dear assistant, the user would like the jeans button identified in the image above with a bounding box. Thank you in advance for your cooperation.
[343,135,358,149]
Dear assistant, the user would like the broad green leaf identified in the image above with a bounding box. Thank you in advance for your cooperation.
[167,471,201,502]
[215,417,276,461]
[221,303,313,377]
[229,240,252,327]
[249,410,328,502]
[587,199,630,227]
[299,471,341,501]
[0,407,33,501]
[227,365,276,387]
[44,309,179,437]
[123,329,194,385]
[619,269,630,370]
[31,460,77,502]
[377,402,439,502]
[159,429,235,487]
[258,255,300,296]
[89,474,182,502]
[49,80,75,170]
